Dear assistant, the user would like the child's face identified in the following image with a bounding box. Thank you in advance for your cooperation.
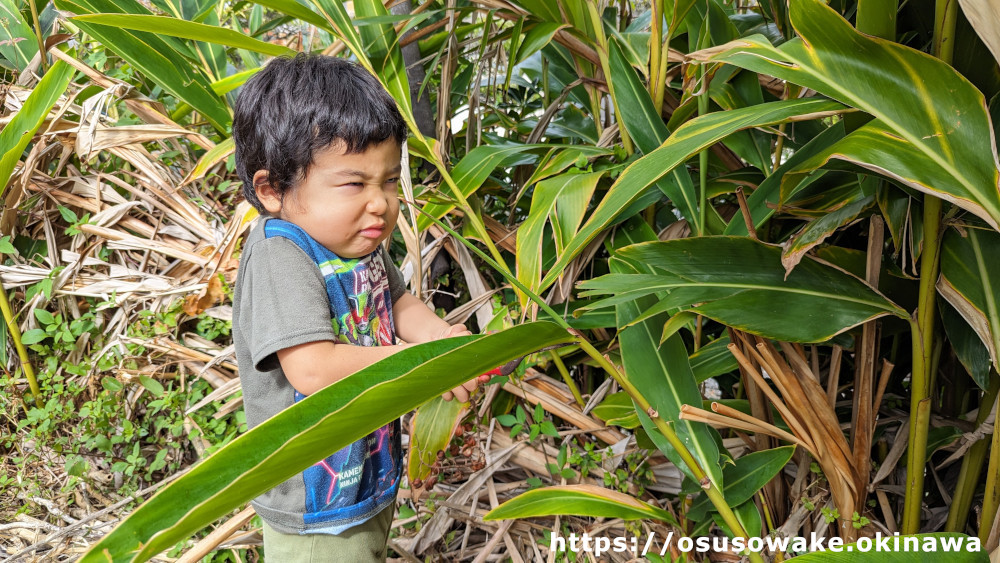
[256,139,402,258]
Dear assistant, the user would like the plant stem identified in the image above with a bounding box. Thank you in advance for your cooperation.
[414,207,760,558]
[901,0,954,534]
[28,0,48,73]
[549,350,584,407]
[946,376,999,532]
[0,287,41,408]
[982,391,1000,542]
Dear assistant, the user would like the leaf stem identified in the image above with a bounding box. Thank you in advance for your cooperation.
[549,350,585,407]
[902,0,953,534]
[0,287,41,408]
[28,0,48,73]
[946,375,999,532]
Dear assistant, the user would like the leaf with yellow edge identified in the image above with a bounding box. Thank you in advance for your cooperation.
[484,484,678,525]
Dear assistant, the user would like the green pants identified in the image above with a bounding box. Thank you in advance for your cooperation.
[261,504,394,562]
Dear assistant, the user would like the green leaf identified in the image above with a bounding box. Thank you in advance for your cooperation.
[138,375,164,398]
[516,22,567,65]
[608,37,698,227]
[538,97,848,294]
[72,14,296,56]
[0,0,37,70]
[33,308,54,326]
[690,336,738,382]
[516,171,602,307]
[788,534,985,562]
[0,60,75,196]
[81,322,574,562]
[20,328,48,345]
[697,0,1000,230]
[940,298,991,389]
[939,227,1000,374]
[582,237,909,343]
[417,144,540,230]
[614,259,723,488]
[408,395,464,484]
[483,484,678,525]
[689,446,795,520]
[54,0,230,132]
[101,377,123,393]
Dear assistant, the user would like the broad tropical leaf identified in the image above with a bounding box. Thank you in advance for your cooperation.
[614,259,723,488]
[483,484,678,524]
[0,60,75,195]
[581,237,909,343]
[939,227,1000,374]
[538,97,847,293]
[81,323,575,562]
[694,0,1000,230]
[408,395,465,485]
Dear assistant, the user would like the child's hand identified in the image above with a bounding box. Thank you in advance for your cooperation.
[437,323,473,339]
[438,323,489,402]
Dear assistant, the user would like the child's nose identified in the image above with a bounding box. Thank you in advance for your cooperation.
[366,185,389,214]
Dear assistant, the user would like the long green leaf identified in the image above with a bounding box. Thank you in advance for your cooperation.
[694,0,1000,230]
[483,484,678,524]
[0,60,75,195]
[939,227,1000,374]
[516,171,603,307]
[538,97,847,293]
[417,144,540,230]
[352,0,410,109]
[614,259,723,488]
[581,237,909,343]
[72,14,296,56]
[54,0,231,131]
[249,0,335,34]
[608,37,699,228]
[81,322,574,562]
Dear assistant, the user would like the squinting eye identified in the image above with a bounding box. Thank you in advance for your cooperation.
[386,177,400,184]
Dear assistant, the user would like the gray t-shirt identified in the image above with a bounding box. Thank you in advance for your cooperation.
[232,218,406,533]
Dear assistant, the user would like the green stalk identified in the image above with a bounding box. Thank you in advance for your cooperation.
[981,391,1000,542]
[901,0,953,535]
[0,287,41,408]
[549,350,585,407]
[648,0,664,107]
[28,0,48,73]
[946,376,1000,532]
[414,206,762,561]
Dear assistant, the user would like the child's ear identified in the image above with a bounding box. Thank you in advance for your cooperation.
[253,170,283,215]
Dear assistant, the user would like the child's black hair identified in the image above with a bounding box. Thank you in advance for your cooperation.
[232,54,408,212]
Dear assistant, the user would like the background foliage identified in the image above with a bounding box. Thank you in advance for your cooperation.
[2,0,1000,560]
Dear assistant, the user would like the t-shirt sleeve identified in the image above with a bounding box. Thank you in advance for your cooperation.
[238,236,337,372]
[382,246,408,303]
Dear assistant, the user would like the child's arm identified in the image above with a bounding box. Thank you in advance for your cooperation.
[277,341,410,396]
[392,292,462,343]
[392,292,486,401]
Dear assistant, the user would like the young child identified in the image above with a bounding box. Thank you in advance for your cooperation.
[231,54,483,561]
